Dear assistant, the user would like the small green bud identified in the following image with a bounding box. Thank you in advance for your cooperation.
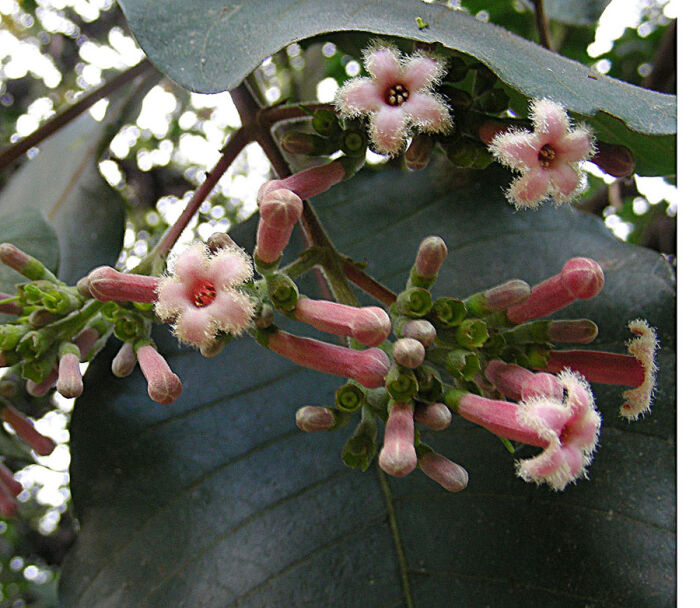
[341,416,378,471]
[0,243,58,282]
[445,349,481,381]
[340,129,367,157]
[0,324,30,351]
[396,287,433,318]
[385,364,419,402]
[312,109,341,137]
[430,297,467,328]
[455,319,489,349]
[113,312,147,342]
[267,273,299,312]
[335,382,365,412]
[445,139,493,169]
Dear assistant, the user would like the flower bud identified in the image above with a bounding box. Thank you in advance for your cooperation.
[342,416,378,471]
[455,319,489,349]
[415,365,444,403]
[379,402,417,477]
[112,341,137,378]
[340,129,367,157]
[392,338,425,369]
[296,406,336,432]
[206,232,235,254]
[396,287,432,318]
[385,364,419,402]
[546,319,598,343]
[399,319,436,348]
[281,131,337,156]
[445,139,493,169]
[431,297,467,328]
[0,243,57,282]
[445,349,481,381]
[335,382,365,412]
[56,344,83,398]
[413,402,452,431]
[86,266,160,303]
[410,236,447,289]
[418,450,468,492]
[255,189,304,266]
[267,273,299,312]
[135,343,182,405]
[311,109,341,137]
[25,368,58,397]
[591,141,635,178]
[1,404,55,456]
[464,279,531,317]
[404,134,434,171]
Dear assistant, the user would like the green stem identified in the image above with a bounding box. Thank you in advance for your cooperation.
[0,60,155,171]
[48,299,104,341]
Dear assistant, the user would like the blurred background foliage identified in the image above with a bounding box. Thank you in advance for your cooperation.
[0,0,676,605]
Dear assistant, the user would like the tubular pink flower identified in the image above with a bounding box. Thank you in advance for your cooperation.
[447,370,600,490]
[485,360,563,402]
[414,402,452,431]
[258,158,347,202]
[335,45,452,156]
[418,451,469,492]
[266,329,390,388]
[489,98,595,208]
[379,402,417,477]
[86,266,160,303]
[25,368,58,397]
[293,298,391,347]
[135,343,182,405]
[112,341,137,378]
[57,352,83,398]
[255,188,304,265]
[1,405,55,456]
[620,319,659,420]
[295,406,335,432]
[414,236,447,280]
[155,242,255,348]
[506,257,604,324]
[543,350,644,385]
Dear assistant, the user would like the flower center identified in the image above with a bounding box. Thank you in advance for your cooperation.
[386,84,410,106]
[193,281,217,307]
[538,144,557,168]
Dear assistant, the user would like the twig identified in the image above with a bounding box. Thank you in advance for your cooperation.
[0,60,154,171]
[532,0,553,50]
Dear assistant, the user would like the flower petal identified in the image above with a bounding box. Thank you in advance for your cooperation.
[403,54,445,91]
[155,277,191,319]
[507,170,550,208]
[557,127,594,162]
[175,307,215,346]
[173,242,209,287]
[402,92,452,132]
[209,247,253,288]
[207,290,255,336]
[489,131,540,169]
[530,98,570,141]
[548,164,581,201]
[336,78,383,116]
[369,107,409,156]
[363,46,403,86]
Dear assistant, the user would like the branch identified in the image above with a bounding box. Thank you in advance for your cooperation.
[0,60,155,172]
[532,0,553,50]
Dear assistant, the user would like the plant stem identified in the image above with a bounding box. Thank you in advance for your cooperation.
[341,258,397,307]
[0,60,155,171]
[153,127,252,258]
[532,0,553,50]
[259,102,335,125]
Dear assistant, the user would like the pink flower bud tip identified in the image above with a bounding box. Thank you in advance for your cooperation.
[414,402,452,430]
[392,338,425,369]
[419,452,469,492]
[136,345,182,405]
[560,258,604,300]
[259,189,304,229]
[1,406,55,456]
[57,352,83,398]
[112,341,137,378]
[296,406,335,432]
[415,236,447,279]
[87,266,160,303]
[378,402,417,477]
[400,319,436,347]
[294,298,391,347]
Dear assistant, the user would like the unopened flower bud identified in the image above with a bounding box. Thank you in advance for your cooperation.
[0,243,57,282]
[296,406,336,432]
[591,142,635,178]
[396,287,432,318]
[465,279,531,317]
[400,319,436,348]
[385,363,419,402]
[477,120,512,146]
[281,131,337,156]
[254,303,275,329]
[410,236,447,288]
[112,341,137,378]
[311,109,341,137]
[455,319,489,349]
[378,402,417,477]
[506,258,604,324]
[206,232,235,254]
[414,402,452,430]
[28,309,58,328]
[393,338,425,369]
[405,134,434,171]
[431,297,467,328]
[418,450,468,492]
[258,158,347,202]
[547,319,598,343]
[56,344,83,398]
[25,369,58,397]
[267,273,299,312]
[335,382,365,412]
[1,404,55,456]
[86,266,160,303]
[255,189,304,266]
[135,343,182,405]
[294,298,391,347]
[340,129,367,157]
[0,324,30,351]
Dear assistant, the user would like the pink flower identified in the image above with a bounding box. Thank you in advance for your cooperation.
[135,343,182,405]
[155,242,255,348]
[620,319,658,420]
[378,402,417,477]
[335,45,452,156]
[489,98,595,208]
[447,370,601,490]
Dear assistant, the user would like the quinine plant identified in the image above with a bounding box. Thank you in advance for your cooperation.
[0,1,675,607]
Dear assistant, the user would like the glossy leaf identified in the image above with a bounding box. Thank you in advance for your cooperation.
[61,162,675,607]
[116,0,675,176]
[0,114,124,284]
[536,0,613,26]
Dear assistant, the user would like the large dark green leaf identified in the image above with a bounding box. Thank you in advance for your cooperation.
[537,0,613,26]
[61,162,675,607]
[116,0,675,176]
[0,114,124,284]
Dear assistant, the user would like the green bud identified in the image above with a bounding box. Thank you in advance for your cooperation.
[0,324,30,351]
[396,287,432,318]
[312,109,341,137]
[341,416,378,471]
[415,364,444,403]
[445,349,481,381]
[42,288,82,315]
[21,353,55,383]
[445,139,493,169]
[340,129,367,158]
[101,302,122,323]
[385,364,419,402]
[501,320,551,345]
[113,312,147,342]
[455,319,489,349]
[0,243,58,282]
[267,273,299,312]
[335,382,365,413]
[430,297,467,328]
[16,329,53,360]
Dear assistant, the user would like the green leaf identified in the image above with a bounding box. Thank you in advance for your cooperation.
[535,0,613,26]
[0,113,124,284]
[117,0,675,175]
[0,207,59,323]
[61,162,674,607]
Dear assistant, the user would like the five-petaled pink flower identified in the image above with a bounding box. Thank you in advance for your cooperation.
[155,242,255,348]
[335,44,452,156]
[489,98,595,208]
